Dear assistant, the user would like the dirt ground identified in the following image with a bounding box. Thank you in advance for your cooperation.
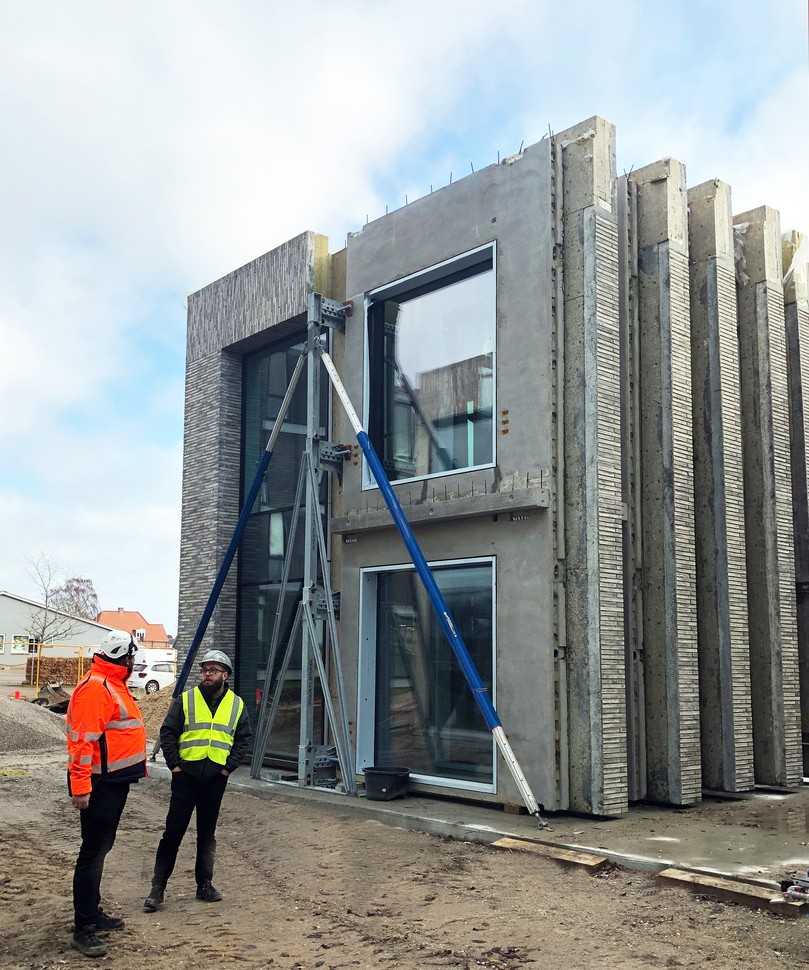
[2,749,809,969]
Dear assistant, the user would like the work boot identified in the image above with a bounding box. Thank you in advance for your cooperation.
[196,881,222,902]
[71,928,108,958]
[143,885,165,913]
[94,908,124,931]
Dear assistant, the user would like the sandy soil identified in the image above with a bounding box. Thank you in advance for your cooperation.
[1,749,808,970]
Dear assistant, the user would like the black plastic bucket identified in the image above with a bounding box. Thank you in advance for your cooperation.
[363,766,410,801]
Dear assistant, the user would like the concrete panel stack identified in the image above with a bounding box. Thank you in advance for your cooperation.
[734,207,802,786]
[630,159,701,806]
[557,117,627,816]
[687,180,754,792]
[783,231,809,770]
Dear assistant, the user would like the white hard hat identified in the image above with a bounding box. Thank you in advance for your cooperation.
[95,629,135,660]
[200,649,232,674]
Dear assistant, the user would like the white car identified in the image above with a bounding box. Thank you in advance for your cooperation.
[132,659,176,695]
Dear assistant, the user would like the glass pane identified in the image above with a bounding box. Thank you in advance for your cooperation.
[369,265,495,482]
[374,563,493,784]
[238,583,324,762]
[242,336,328,510]
[238,330,330,766]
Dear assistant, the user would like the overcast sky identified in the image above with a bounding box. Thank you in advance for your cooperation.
[1,1,807,635]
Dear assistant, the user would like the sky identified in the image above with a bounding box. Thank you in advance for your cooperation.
[0,1,807,636]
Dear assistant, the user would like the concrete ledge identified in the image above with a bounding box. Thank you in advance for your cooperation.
[657,867,805,917]
[330,484,549,534]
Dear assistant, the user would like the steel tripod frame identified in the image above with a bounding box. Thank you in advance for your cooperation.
[249,445,356,794]
[250,299,356,793]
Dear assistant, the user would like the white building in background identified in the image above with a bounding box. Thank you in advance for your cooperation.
[0,590,112,686]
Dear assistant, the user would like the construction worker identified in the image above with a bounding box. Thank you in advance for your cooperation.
[66,629,146,958]
[144,649,250,912]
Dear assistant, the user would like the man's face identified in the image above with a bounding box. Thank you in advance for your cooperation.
[200,663,229,692]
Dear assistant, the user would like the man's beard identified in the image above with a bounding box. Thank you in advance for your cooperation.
[200,681,222,701]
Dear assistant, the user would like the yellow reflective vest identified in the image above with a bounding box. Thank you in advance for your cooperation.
[179,687,244,766]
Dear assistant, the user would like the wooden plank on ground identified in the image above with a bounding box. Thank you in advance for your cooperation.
[491,837,609,871]
[657,867,806,917]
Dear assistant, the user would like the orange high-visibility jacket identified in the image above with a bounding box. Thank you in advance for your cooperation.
[66,656,147,796]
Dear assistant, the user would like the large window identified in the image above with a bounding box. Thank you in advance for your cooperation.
[366,248,495,484]
[238,333,327,762]
[358,559,495,790]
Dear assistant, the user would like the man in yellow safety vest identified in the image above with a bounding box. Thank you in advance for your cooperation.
[143,650,250,912]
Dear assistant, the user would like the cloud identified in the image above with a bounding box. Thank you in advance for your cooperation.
[1,0,806,632]
[0,427,182,632]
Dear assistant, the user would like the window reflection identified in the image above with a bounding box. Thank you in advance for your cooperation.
[368,258,495,482]
[373,563,494,785]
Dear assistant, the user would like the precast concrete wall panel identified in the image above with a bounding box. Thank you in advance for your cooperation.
[630,159,701,806]
[734,207,802,786]
[687,180,754,792]
[334,142,559,809]
[556,118,627,816]
[783,231,809,768]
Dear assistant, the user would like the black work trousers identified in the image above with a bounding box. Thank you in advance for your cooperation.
[73,780,130,930]
[152,769,228,889]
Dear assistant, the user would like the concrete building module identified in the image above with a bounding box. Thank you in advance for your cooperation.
[178,115,809,815]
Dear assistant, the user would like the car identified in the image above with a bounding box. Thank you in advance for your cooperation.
[132,659,176,695]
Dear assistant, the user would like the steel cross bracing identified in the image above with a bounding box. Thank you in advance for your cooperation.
[249,298,355,792]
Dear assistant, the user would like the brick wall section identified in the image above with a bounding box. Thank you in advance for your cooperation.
[687,181,754,793]
[593,210,628,816]
[716,259,755,789]
[735,207,802,786]
[631,159,701,806]
[784,238,809,756]
[558,117,627,816]
[177,233,322,685]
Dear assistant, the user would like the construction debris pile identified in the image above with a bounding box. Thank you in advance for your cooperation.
[139,686,173,739]
[0,696,65,753]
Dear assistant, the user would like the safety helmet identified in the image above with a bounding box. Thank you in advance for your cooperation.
[95,629,136,660]
[199,649,232,674]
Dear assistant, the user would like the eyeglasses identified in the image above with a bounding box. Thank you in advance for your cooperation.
[200,665,227,675]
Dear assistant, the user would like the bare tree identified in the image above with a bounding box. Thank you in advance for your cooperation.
[51,576,99,622]
[25,555,86,645]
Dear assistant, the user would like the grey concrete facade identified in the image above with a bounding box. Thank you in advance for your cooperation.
[630,160,701,806]
[555,119,627,816]
[783,231,809,768]
[687,180,754,792]
[734,207,802,786]
[332,135,559,810]
[177,115,808,817]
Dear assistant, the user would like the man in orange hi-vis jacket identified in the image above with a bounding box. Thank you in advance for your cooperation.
[66,629,146,958]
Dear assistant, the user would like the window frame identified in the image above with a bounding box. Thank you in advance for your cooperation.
[361,242,497,491]
[355,555,497,795]
[11,635,32,655]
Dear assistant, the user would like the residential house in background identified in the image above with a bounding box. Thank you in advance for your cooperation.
[0,590,112,687]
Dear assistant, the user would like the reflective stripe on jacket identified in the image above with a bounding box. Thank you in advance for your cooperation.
[65,656,147,795]
[179,687,244,766]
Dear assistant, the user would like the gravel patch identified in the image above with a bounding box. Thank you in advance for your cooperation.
[0,695,65,752]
